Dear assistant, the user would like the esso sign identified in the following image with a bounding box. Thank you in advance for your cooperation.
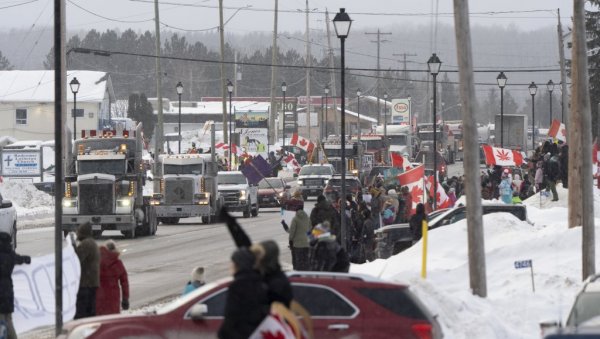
[394,103,408,113]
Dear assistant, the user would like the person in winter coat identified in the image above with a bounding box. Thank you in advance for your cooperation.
[287,207,310,270]
[381,198,397,226]
[218,248,269,339]
[559,145,569,188]
[182,266,206,295]
[512,174,523,194]
[520,174,534,200]
[74,222,100,319]
[0,232,31,339]
[545,153,561,201]
[369,187,383,229]
[310,195,339,231]
[447,187,457,207]
[400,186,413,221]
[498,171,513,204]
[535,161,545,193]
[96,240,129,315]
[251,240,293,308]
[309,223,350,273]
[409,203,426,243]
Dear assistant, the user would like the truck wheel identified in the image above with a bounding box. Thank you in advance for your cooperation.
[201,216,210,224]
[243,204,251,218]
[170,218,180,224]
[251,204,259,217]
[122,228,136,239]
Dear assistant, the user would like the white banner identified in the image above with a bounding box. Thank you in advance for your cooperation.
[391,98,410,124]
[1,151,41,176]
[236,128,268,158]
[13,237,81,334]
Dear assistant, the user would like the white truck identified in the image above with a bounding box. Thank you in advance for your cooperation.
[0,192,17,249]
[297,164,335,200]
[151,154,221,224]
[494,114,528,151]
[217,171,259,218]
[376,124,416,159]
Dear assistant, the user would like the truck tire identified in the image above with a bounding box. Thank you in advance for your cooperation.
[170,218,180,224]
[251,204,259,217]
[243,204,251,218]
[201,216,210,224]
[122,227,136,239]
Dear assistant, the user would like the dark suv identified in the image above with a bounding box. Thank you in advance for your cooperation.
[324,175,362,201]
[376,204,529,259]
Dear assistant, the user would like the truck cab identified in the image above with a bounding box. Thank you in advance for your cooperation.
[297,164,335,200]
[217,171,259,218]
[322,138,360,175]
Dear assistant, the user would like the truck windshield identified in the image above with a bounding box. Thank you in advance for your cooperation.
[164,164,203,175]
[218,173,247,185]
[387,135,407,145]
[299,166,333,176]
[78,160,125,175]
[324,148,358,157]
[362,140,384,150]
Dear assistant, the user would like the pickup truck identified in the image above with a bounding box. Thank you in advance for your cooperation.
[217,171,259,218]
[375,204,529,259]
[0,192,17,250]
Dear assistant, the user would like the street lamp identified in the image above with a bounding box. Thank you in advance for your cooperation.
[496,71,507,148]
[69,77,80,140]
[324,85,330,139]
[427,53,441,210]
[227,79,234,170]
[357,88,361,143]
[333,7,352,250]
[176,81,183,154]
[547,79,554,126]
[281,81,287,150]
[529,82,538,151]
[383,92,388,163]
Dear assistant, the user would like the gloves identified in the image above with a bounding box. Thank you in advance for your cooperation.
[121,299,129,310]
[23,256,31,264]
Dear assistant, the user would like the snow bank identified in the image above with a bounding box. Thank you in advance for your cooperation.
[0,181,54,219]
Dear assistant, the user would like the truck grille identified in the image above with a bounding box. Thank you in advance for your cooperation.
[165,177,194,204]
[220,190,240,205]
[79,180,113,215]
[303,178,323,187]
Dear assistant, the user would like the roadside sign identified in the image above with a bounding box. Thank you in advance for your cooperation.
[514,259,535,292]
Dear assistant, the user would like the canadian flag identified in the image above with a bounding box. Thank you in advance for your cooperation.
[425,176,452,209]
[215,142,243,156]
[231,143,243,157]
[548,119,567,143]
[482,145,524,167]
[594,140,599,164]
[283,153,301,173]
[390,152,413,171]
[290,133,315,153]
[397,165,425,215]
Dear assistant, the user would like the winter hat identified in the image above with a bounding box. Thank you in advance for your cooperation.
[387,189,398,197]
[257,240,281,274]
[231,247,256,271]
[76,222,92,240]
[293,190,303,199]
[317,195,326,203]
[191,266,205,283]
[105,240,119,253]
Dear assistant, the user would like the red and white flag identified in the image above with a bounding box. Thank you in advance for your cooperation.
[231,143,243,157]
[397,165,425,215]
[482,145,524,167]
[290,133,315,153]
[594,140,599,164]
[426,176,452,209]
[548,119,567,143]
[283,153,301,173]
[390,152,413,171]
[215,142,243,156]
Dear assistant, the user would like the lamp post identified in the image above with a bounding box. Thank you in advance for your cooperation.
[333,7,352,250]
[324,85,330,138]
[357,88,361,143]
[408,95,412,132]
[383,92,388,163]
[427,53,441,210]
[547,79,554,126]
[496,71,507,148]
[282,81,287,150]
[529,82,538,151]
[69,77,80,140]
[227,79,234,170]
[176,81,183,154]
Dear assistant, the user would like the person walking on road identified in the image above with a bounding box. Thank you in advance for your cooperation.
[287,205,310,271]
[0,232,31,339]
[96,240,129,315]
[74,222,100,319]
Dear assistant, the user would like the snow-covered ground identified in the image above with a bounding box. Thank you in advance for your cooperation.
[352,184,600,338]
[0,181,54,220]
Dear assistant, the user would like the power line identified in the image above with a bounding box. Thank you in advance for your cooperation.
[0,0,39,10]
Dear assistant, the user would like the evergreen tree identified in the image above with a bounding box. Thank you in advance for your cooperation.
[0,50,13,70]
[127,93,156,139]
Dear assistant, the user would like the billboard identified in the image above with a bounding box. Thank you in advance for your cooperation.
[1,150,41,176]
[236,128,268,158]
[235,110,269,129]
[391,98,411,124]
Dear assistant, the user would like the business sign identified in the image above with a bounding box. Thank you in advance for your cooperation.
[514,259,532,269]
[277,99,298,132]
[1,150,41,176]
[235,110,269,129]
[391,98,411,124]
[236,128,268,158]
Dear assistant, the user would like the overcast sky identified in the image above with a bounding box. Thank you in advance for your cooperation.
[0,0,574,35]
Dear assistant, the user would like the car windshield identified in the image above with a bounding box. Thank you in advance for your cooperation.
[299,166,332,175]
[567,292,600,327]
[164,164,203,175]
[258,178,283,188]
[218,173,247,185]
[77,160,125,175]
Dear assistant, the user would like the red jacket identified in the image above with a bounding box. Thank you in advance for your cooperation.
[96,247,129,315]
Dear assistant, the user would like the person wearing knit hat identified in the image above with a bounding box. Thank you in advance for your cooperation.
[251,240,293,307]
[219,247,269,339]
[182,266,206,296]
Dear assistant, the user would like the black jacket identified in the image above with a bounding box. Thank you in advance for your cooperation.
[309,236,350,273]
[264,270,293,308]
[409,212,426,241]
[0,248,30,313]
[218,269,269,339]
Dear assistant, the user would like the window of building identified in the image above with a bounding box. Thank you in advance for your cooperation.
[16,109,27,125]
[71,108,84,118]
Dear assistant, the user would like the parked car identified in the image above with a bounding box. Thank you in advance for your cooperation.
[566,274,600,328]
[375,203,529,259]
[257,177,290,208]
[0,192,17,250]
[323,175,362,201]
[58,272,443,339]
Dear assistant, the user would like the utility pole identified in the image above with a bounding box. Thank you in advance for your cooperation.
[325,10,338,134]
[234,51,238,97]
[393,52,417,97]
[305,0,312,139]
[453,0,487,298]
[557,8,569,125]
[153,0,164,193]
[219,0,228,147]
[365,29,391,125]
[269,0,279,145]
[571,0,595,280]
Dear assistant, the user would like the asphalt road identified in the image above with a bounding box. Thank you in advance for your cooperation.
[18,201,315,309]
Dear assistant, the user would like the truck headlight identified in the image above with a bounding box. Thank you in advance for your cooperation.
[297,179,303,185]
[117,199,132,207]
[194,193,210,205]
[150,199,161,206]
[62,199,77,208]
[239,190,247,200]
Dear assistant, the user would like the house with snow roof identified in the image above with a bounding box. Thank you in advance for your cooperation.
[0,70,115,141]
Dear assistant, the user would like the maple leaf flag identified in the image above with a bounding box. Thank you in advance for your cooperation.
[390,152,413,171]
[548,119,567,143]
[289,133,315,153]
[482,145,524,167]
[594,140,600,164]
[397,165,425,215]
[426,176,452,209]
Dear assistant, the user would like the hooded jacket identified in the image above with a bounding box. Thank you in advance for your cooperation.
[309,197,338,228]
[96,246,129,315]
[75,223,100,288]
[289,210,310,248]
[0,233,30,313]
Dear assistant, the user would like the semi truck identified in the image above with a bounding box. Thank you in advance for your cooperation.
[322,136,360,175]
[62,125,157,238]
[494,114,528,151]
[375,124,416,159]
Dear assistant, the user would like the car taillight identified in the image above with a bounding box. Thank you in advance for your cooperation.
[411,323,433,339]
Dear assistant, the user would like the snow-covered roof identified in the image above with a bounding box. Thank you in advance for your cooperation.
[0,70,111,103]
[162,101,270,115]
[362,95,392,107]
[335,107,378,123]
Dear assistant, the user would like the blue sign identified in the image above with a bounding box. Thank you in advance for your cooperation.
[514,259,532,269]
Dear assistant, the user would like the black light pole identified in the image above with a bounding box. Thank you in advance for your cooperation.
[547,79,554,126]
[529,82,538,151]
[227,80,234,170]
[333,8,352,251]
[69,77,80,140]
[497,72,507,148]
[176,81,183,154]
[383,92,389,163]
[357,88,361,143]
[282,81,287,150]
[324,85,330,138]
[427,53,441,210]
